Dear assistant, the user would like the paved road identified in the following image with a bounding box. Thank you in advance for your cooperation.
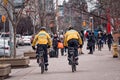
[6,43,120,80]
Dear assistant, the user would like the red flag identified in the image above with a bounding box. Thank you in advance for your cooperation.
[107,22,111,34]
[107,9,111,34]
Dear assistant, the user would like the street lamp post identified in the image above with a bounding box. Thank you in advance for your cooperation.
[9,0,14,57]
[56,0,59,32]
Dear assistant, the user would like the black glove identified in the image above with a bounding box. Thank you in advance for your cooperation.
[47,45,50,48]
[79,45,83,48]
[32,46,36,50]
[64,46,67,53]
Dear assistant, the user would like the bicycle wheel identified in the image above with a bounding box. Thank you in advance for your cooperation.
[72,64,75,72]
[71,56,76,72]
[41,63,44,74]
[40,57,44,74]
[74,64,76,71]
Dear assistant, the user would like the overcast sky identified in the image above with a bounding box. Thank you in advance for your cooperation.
[57,0,68,5]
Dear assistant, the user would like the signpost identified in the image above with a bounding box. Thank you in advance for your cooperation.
[1,15,6,57]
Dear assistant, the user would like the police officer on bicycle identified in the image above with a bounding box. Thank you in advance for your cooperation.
[32,27,52,71]
[64,26,82,65]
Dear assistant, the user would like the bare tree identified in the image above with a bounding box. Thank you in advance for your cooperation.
[0,0,30,58]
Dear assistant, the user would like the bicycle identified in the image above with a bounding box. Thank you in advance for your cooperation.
[68,47,76,72]
[36,47,45,74]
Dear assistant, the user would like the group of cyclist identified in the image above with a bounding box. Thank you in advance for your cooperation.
[31,26,83,71]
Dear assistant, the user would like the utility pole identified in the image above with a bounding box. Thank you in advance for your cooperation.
[56,0,59,32]
[9,0,14,57]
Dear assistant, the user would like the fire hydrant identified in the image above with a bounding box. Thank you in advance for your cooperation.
[112,43,118,58]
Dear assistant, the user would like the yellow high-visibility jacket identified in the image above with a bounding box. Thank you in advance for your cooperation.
[64,29,82,47]
[32,30,52,47]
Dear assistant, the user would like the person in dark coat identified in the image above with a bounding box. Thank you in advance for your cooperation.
[52,33,59,57]
[87,32,95,54]
[78,31,84,54]
[97,31,103,51]
[107,33,113,51]
[59,32,64,56]
[103,32,107,44]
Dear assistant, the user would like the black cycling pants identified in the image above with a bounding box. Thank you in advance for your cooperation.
[68,39,79,60]
[36,44,48,65]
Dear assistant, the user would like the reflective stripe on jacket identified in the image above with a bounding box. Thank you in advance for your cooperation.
[64,30,82,47]
[32,30,52,47]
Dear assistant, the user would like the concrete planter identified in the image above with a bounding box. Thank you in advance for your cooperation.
[118,45,120,59]
[24,51,36,59]
[0,57,30,68]
[0,64,11,80]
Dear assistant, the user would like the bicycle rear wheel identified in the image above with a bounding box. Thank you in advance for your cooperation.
[39,57,44,74]
[71,56,76,72]
[72,63,76,72]
[41,63,44,74]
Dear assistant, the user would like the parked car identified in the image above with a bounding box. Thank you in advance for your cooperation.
[16,34,24,46]
[0,32,19,47]
[0,39,10,57]
[22,35,32,45]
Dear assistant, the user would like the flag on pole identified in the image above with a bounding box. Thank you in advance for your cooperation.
[107,9,111,34]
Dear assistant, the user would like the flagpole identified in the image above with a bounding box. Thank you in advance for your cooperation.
[106,9,111,34]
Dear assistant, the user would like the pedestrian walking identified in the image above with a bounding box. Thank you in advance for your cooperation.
[59,32,64,56]
[97,31,103,51]
[107,33,113,51]
[87,32,95,54]
[52,33,59,57]
[78,30,84,55]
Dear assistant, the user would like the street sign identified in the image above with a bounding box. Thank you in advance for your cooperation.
[1,15,6,23]
[82,21,86,27]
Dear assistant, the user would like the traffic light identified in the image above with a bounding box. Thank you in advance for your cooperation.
[1,15,6,23]
[3,0,8,6]
[82,21,86,27]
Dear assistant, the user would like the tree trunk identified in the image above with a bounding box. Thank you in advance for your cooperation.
[13,25,16,58]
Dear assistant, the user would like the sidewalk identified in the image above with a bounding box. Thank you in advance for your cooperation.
[5,43,120,80]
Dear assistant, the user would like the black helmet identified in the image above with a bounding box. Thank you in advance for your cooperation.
[40,27,46,31]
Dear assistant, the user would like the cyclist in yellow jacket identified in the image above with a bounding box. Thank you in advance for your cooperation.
[64,26,82,65]
[32,27,52,71]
